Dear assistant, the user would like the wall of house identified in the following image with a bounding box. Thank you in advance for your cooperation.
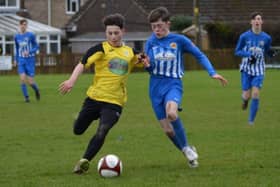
[24,0,89,29]
[24,0,48,24]
[73,0,150,35]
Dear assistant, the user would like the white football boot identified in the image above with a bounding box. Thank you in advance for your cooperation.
[183,146,199,168]
[73,158,90,174]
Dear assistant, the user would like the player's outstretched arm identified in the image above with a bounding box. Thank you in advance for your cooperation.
[211,74,228,86]
[59,63,84,95]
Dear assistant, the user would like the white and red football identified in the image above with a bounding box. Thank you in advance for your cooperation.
[97,154,123,178]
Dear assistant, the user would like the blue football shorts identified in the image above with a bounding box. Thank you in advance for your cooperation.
[149,77,183,120]
[241,71,264,90]
[17,57,36,77]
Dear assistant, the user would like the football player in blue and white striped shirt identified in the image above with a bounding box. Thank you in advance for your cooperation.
[14,19,40,103]
[235,12,274,125]
[140,7,227,168]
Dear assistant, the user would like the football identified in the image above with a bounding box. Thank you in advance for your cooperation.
[97,154,123,177]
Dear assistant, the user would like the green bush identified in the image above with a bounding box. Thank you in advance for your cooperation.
[204,22,237,48]
[170,15,192,31]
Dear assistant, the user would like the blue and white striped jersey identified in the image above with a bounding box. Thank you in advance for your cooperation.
[235,30,272,76]
[14,32,39,62]
[144,33,216,79]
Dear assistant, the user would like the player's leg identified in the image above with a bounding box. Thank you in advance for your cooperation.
[19,73,29,102]
[165,88,188,149]
[73,98,101,174]
[241,71,251,110]
[18,62,29,102]
[73,98,100,135]
[26,76,40,100]
[159,118,182,149]
[149,77,197,166]
[165,87,198,168]
[152,100,183,150]
[26,60,40,100]
[149,79,182,149]
[165,101,198,168]
[74,102,122,174]
[248,75,263,124]
[82,104,122,161]
[166,101,187,148]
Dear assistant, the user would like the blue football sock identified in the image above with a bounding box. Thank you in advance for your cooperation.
[31,83,39,92]
[249,98,259,123]
[171,118,188,150]
[21,84,28,98]
[169,135,182,150]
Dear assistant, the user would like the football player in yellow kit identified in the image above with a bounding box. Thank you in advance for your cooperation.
[59,13,138,174]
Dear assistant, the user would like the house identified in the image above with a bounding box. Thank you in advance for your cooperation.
[0,14,61,55]
[0,0,62,56]
[65,0,152,53]
[2,0,280,55]
[65,0,195,53]
[65,0,280,53]
[22,0,90,30]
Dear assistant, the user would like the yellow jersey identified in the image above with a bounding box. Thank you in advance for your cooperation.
[81,41,138,106]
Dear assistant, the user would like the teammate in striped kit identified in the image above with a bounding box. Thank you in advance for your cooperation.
[139,7,228,168]
[14,19,40,103]
[235,12,274,125]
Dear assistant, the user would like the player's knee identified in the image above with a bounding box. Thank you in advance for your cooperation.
[167,111,177,121]
[73,122,86,135]
[242,92,250,100]
[251,92,259,99]
[73,128,84,135]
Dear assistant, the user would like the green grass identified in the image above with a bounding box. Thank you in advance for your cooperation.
[0,70,280,187]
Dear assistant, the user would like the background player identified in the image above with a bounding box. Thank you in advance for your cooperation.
[14,19,40,103]
[235,12,274,125]
[59,13,138,174]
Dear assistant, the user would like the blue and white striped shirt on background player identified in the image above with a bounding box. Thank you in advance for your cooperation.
[144,33,216,78]
[14,32,39,63]
[235,30,272,76]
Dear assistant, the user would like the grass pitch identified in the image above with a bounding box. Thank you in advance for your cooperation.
[0,70,280,187]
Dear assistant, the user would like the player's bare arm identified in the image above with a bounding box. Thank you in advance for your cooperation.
[59,63,84,94]
[211,74,228,86]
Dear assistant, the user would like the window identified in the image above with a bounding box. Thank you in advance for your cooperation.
[5,43,13,55]
[4,35,14,55]
[66,0,80,14]
[0,34,60,56]
[0,36,3,54]
[0,0,19,9]
[37,34,61,55]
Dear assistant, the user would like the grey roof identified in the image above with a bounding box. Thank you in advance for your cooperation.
[0,14,62,35]
[69,32,152,42]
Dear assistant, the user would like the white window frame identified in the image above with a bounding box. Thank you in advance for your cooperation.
[37,34,61,54]
[0,35,14,55]
[0,34,61,56]
[0,36,3,54]
[0,0,20,10]
[65,0,80,14]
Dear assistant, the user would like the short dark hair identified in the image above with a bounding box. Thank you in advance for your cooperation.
[250,12,262,20]
[148,7,170,23]
[19,19,27,25]
[103,13,125,29]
